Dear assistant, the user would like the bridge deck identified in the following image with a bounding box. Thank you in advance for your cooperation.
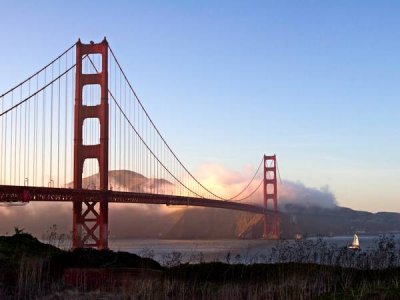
[0,185,273,215]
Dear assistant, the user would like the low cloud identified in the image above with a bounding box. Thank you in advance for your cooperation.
[279,180,337,209]
[193,163,337,209]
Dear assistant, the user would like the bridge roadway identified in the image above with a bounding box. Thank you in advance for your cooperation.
[0,185,274,215]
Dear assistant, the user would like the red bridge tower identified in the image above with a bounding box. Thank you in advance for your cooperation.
[73,39,109,249]
[263,155,280,239]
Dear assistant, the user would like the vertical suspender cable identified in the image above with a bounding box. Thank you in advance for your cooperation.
[33,75,38,185]
[24,80,29,184]
[14,85,23,185]
[64,54,68,187]
[119,65,122,185]
[9,91,13,184]
[124,76,126,191]
[16,90,19,184]
[113,71,116,188]
[50,63,54,186]
[57,58,61,187]
[42,70,46,186]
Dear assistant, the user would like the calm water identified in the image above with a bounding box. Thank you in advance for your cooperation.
[108,235,397,264]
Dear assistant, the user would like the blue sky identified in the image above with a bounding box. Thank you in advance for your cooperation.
[0,1,399,212]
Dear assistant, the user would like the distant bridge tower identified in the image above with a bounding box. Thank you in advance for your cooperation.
[73,39,109,249]
[263,155,280,239]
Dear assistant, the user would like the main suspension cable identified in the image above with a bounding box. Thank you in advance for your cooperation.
[0,64,76,118]
[228,157,263,200]
[231,178,264,202]
[0,43,75,99]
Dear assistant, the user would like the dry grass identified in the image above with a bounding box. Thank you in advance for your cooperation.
[2,233,400,299]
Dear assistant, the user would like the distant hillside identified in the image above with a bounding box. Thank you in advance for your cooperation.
[163,205,400,239]
[279,204,400,238]
[164,208,251,239]
[66,170,172,192]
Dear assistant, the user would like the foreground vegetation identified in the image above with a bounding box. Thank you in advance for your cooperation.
[1,232,400,299]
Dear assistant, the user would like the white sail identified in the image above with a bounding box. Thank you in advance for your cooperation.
[348,233,360,249]
[353,234,359,247]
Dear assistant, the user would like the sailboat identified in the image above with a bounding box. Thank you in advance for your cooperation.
[348,233,360,250]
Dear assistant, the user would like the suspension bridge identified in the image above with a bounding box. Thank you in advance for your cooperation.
[0,38,280,249]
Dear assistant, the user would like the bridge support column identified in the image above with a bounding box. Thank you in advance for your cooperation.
[263,155,280,239]
[73,39,109,249]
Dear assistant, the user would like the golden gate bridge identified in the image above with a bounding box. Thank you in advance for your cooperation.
[0,38,279,249]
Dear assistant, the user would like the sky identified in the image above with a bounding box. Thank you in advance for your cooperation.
[0,1,399,212]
